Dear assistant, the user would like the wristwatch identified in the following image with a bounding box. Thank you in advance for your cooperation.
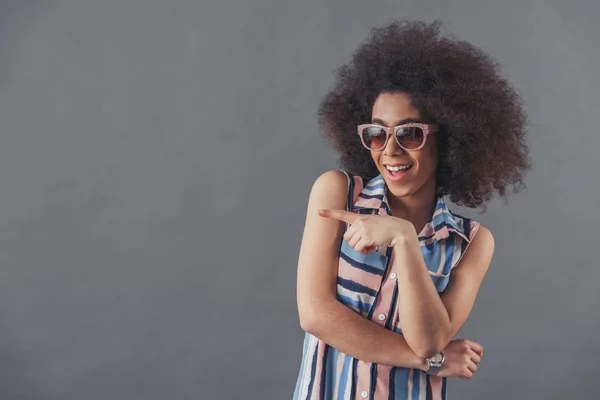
[426,352,445,376]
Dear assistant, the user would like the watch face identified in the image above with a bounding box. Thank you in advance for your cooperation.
[430,353,443,363]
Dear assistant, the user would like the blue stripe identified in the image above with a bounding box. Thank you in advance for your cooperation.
[344,171,355,212]
[323,346,338,399]
[443,235,455,273]
[342,242,388,270]
[365,180,385,190]
[337,277,378,297]
[370,364,378,399]
[293,334,311,400]
[426,374,433,400]
[422,245,443,274]
[358,193,383,200]
[430,274,450,292]
[319,344,330,399]
[350,358,358,399]
[337,293,371,314]
[352,206,384,213]
[411,369,421,398]
[441,377,447,400]
[393,367,410,399]
[388,368,396,400]
[305,342,319,400]
[385,282,398,330]
[462,215,472,239]
[418,232,435,241]
[339,249,385,276]
[336,355,352,400]
[433,221,447,233]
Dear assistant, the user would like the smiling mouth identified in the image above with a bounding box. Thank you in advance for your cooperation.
[385,164,413,172]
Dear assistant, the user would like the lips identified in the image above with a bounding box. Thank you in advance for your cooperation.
[385,164,413,172]
[383,163,413,182]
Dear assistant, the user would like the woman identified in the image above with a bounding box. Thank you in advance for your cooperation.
[293,21,530,399]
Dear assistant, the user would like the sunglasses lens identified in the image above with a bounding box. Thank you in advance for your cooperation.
[396,127,424,149]
[361,127,387,150]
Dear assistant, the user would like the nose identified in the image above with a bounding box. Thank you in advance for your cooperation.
[383,133,406,156]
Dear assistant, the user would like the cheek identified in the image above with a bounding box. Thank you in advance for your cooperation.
[415,148,438,173]
[370,151,380,165]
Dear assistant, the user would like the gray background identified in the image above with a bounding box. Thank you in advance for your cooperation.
[0,0,597,399]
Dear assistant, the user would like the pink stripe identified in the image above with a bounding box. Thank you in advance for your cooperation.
[374,365,391,400]
[355,360,371,398]
[469,220,481,240]
[337,257,382,292]
[419,221,435,238]
[332,351,345,399]
[434,225,449,241]
[451,221,481,270]
[370,254,397,327]
[354,197,382,209]
[419,235,435,247]
[429,376,443,400]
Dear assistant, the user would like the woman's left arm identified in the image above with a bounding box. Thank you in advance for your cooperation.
[319,210,495,360]
[394,225,495,359]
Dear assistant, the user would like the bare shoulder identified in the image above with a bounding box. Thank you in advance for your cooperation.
[308,170,349,209]
[471,224,495,253]
[311,170,348,194]
[457,224,495,275]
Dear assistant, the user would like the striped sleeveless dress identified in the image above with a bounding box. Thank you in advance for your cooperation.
[293,172,481,400]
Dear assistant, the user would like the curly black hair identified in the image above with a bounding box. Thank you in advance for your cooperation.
[318,20,531,208]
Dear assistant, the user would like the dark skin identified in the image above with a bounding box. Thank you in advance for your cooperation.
[368,92,438,232]
[298,92,493,378]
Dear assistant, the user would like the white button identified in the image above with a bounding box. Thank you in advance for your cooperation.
[389,272,397,280]
[361,391,368,398]
[378,314,386,321]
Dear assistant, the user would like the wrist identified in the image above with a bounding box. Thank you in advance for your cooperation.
[418,358,429,372]
[392,229,418,248]
[424,352,445,376]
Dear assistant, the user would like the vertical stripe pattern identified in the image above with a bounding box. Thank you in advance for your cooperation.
[293,172,480,399]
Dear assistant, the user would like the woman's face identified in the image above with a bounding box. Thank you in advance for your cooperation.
[369,92,439,200]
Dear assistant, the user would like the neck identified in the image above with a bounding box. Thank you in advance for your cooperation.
[387,179,437,234]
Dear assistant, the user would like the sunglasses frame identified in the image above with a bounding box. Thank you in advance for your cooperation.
[357,123,438,151]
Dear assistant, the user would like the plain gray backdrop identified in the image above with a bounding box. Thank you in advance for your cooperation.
[0,1,598,399]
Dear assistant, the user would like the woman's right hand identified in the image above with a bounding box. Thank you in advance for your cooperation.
[437,338,483,379]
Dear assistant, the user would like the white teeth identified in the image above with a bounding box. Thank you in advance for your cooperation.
[386,165,412,172]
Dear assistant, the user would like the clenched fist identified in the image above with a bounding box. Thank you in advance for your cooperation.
[438,339,483,379]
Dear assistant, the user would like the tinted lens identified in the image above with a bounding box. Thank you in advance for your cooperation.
[396,127,424,149]
[361,127,387,149]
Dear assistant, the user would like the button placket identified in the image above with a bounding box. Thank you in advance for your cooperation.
[370,252,397,327]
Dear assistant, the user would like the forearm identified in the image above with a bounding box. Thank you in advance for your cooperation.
[394,239,452,358]
[302,299,428,370]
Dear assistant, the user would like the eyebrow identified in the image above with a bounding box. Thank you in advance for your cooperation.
[371,118,423,126]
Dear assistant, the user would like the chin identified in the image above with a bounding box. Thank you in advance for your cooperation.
[385,183,416,199]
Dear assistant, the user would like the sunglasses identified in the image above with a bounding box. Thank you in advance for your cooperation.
[357,123,438,151]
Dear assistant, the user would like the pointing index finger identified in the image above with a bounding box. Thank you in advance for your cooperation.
[318,209,359,224]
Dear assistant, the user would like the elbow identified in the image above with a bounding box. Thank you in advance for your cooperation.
[413,345,444,360]
[298,312,315,333]
[298,305,322,335]
[298,298,336,336]
[408,334,449,359]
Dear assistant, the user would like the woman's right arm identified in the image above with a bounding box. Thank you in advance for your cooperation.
[296,170,427,369]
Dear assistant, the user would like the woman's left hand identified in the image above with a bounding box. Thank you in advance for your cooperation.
[319,209,416,254]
